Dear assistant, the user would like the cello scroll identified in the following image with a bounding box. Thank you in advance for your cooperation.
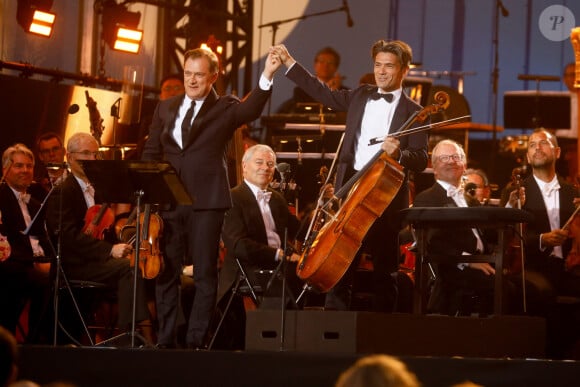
[368,91,452,145]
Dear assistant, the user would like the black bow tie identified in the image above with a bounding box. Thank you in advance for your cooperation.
[370,92,394,103]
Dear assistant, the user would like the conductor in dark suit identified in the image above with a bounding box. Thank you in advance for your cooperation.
[142,48,282,349]
[46,133,148,332]
[271,40,428,311]
[0,144,51,340]
[215,144,301,348]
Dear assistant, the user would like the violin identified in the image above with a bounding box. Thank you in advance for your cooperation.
[123,204,164,279]
[83,204,115,240]
[296,92,450,292]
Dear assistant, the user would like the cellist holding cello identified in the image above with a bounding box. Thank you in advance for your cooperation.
[270,40,429,312]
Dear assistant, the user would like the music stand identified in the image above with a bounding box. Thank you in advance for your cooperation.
[504,90,571,129]
[80,160,192,347]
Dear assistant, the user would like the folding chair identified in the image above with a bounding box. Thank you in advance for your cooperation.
[208,258,264,350]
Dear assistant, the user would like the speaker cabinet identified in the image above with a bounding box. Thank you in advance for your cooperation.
[246,310,545,358]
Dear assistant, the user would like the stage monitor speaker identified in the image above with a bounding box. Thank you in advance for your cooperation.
[504,91,570,129]
[246,310,546,358]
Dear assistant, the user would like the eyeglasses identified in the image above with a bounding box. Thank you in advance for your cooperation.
[70,150,99,158]
[437,154,463,163]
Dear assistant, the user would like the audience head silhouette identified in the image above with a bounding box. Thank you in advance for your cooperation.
[335,354,421,387]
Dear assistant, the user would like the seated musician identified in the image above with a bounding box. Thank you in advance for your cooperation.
[0,144,51,342]
[505,129,580,358]
[412,139,515,315]
[464,168,493,205]
[277,46,348,114]
[215,144,301,349]
[34,132,68,196]
[45,133,149,339]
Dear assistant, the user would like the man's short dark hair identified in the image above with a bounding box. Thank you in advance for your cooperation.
[315,46,341,68]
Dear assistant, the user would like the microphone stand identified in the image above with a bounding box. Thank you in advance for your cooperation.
[258,5,349,46]
[263,228,292,351]
[490,0,508,177]
[258,4,348,115]
[37,173,94,346]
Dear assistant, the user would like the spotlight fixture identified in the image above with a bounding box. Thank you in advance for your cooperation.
[17,0,56,37]
[101,0,142,53]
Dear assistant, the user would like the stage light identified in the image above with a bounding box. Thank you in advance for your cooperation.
[113,27,143,54]
[17,0,56,37]
[101,0,142,53]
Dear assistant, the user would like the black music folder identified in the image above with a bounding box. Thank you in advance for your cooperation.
[79,160,192,206]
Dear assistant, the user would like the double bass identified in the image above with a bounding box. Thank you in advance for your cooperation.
[296,92,451,292]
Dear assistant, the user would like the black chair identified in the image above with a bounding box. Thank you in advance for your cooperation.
[56,275,116,346]
[208,258,265,350]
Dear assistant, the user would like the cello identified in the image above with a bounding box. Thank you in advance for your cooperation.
[296,92,451,292]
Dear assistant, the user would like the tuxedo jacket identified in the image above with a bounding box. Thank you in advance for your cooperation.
[217,182,300,303]
[45,174,112,266]
[286,63,429,216]
[142,87,271,210]
[521,175,577,264]
[412,183,491,257]
[0,183,52,262]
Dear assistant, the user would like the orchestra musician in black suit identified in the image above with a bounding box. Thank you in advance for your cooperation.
[45,133,148,334]
[0,143,51,341]
[215,144,301,348]
[509,129,580,358]
[413,140,510,315]
[270,40,428,312]
[142,48,282,349]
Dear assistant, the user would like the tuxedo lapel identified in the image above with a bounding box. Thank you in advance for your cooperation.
[161,97,183,146]
[389,94,413,134]
[241,182,268,243]
[186,89,219,146]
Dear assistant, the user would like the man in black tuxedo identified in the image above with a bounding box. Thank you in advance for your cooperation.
[45,133,148,334]
[0,143,51,340]
[271,40,428,311]
[412,139,505,315]
[215,144,301,348]
[142,48,282,349]
[512,129,580,357]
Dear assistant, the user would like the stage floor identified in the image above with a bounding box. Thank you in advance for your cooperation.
[17,345,580,387]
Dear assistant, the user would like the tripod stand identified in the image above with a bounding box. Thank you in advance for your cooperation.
[80,160,192,348]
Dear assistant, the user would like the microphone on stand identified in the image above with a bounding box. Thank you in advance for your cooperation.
[464,183,478,198]
[68,104,80,114]
[276,163,291,192]
[497,0,509,17]
[342,0,354,27]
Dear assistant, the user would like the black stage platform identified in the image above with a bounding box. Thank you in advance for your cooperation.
[17,345,580,387]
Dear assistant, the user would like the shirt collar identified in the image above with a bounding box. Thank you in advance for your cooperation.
[73,175,91,192]
[245,179,268,199]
